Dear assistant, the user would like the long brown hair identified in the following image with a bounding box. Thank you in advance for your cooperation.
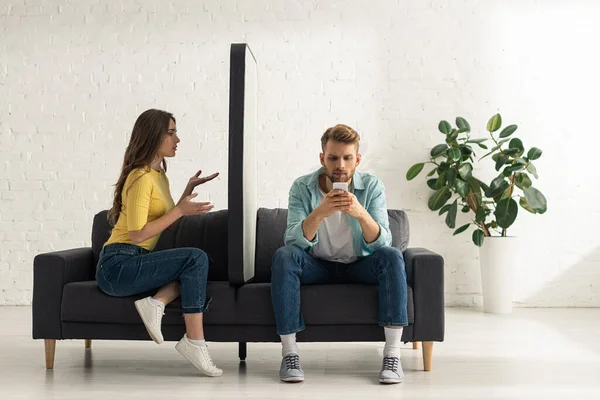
[107,109,176,225]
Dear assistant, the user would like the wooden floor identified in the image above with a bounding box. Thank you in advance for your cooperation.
[1,307,600,399]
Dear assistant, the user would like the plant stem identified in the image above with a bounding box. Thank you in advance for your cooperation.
[489,130,510,159]
[501,174,516,238]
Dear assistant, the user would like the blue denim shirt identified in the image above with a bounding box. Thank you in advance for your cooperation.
[284,167,392,257]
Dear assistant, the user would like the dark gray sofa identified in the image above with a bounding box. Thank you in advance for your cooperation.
[32,208,444,371]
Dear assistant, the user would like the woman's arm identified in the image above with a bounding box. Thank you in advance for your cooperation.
[129,206,183,244]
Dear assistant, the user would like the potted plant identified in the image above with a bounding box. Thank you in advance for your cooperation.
[406,114,547,313]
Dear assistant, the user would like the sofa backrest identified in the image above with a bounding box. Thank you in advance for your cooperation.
[92,210,229,281]
[92,207,409,284]
[253,208,410,283]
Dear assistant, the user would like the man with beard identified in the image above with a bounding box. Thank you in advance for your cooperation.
[270,124,408,384]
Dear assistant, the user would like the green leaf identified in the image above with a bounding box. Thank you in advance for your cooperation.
[458,163,473,180]
[461,205,471,213]
[426,168,437,177]
[456,117,471,132]
[497,184,511,201]
[515,173,532,189]
[454,179,469,198]
[487,176,509,197]
[527,147,543,160]
[474,178,490,194]
[430,144,448,158]
[448,148,461,161]
[479,140,508,160]
[438,162,450,173]
[438,120,452,135]
[475,204,487,223]
[509,138,524,151]
[472,229,485,247]
[439,204,452,215]
[445,200,458,229]
[503,148,521,156]
[477,143,489,150]
[435,173,446,189]
[466,138,487,144]
[454,223,471,235]
[446,169,457,186]
[460,146,473,161]
[428,187,452,211]
[499,124,518,138]
[467,178,484,209]
[526,162,539,179]
[495,198,518,229]
[427,179,439,190]
[487,114,502,132]
[406,163,425,180]
[503,164,525,176]
[447,130,459,143]
[495,156,507,171]
[523,186,547,214]
[515,157,528,165]
[479,149,494,160]
[519,197,536,214]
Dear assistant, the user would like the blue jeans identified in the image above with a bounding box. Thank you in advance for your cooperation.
[96,243,210,314]
[270,245,408,335]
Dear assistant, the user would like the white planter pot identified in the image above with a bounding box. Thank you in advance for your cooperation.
[479,237,515,314]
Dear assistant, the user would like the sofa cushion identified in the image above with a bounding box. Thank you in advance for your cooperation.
[253,208,410,283]
[61,281,236,325]
[235,283,414,325]
[174,210,229,281]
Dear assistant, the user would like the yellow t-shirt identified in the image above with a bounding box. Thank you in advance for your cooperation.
[104,167,176,251]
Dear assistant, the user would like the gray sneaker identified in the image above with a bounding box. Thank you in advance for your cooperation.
[379,356,404,384]
[279,353,304,383]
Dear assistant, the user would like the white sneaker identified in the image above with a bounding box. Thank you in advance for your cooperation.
[134,297,165,344]
[379,356,404,384]
[175,334,223,377]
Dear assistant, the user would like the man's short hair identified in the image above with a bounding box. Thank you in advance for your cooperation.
[321,124,360,152]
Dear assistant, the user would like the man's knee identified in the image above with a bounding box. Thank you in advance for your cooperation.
[271,245,303,275]
[374,246,403,261]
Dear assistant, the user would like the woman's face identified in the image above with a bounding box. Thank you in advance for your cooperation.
[156,119,180,159]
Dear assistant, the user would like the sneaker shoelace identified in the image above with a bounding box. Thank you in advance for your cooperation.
[155,304,165,324]
[284,354,301,370]
[200,346,219,369]
[382,356,399,372]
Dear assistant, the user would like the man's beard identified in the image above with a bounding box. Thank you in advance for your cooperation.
[325,168,355,183]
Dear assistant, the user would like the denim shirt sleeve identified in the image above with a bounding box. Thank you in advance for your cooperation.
[284,181,318,251]
[362,179,392,252]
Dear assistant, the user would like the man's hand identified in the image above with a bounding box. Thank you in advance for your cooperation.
[315,189,352,219]
[340,191,367,220]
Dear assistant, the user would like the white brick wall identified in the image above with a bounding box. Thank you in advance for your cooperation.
[1,0,599,306]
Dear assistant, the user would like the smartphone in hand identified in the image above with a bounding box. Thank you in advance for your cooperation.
[332,182,348,192]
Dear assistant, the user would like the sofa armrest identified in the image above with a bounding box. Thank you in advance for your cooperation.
[404,247,445,342]
[32,248,95,339]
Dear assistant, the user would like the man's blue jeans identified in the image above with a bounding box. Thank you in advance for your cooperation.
[270,245,408,335]
[96,243,211,314]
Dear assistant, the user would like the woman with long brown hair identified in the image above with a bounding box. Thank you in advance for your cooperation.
[96,109,222,376]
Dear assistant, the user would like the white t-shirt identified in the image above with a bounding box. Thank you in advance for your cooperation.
[310,187,357,264]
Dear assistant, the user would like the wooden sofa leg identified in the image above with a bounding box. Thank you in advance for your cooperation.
[413,341,420,350]
[239,342,247,362]
[422,341,433,371]
[85,340,92,349]
[45,339,56,369]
